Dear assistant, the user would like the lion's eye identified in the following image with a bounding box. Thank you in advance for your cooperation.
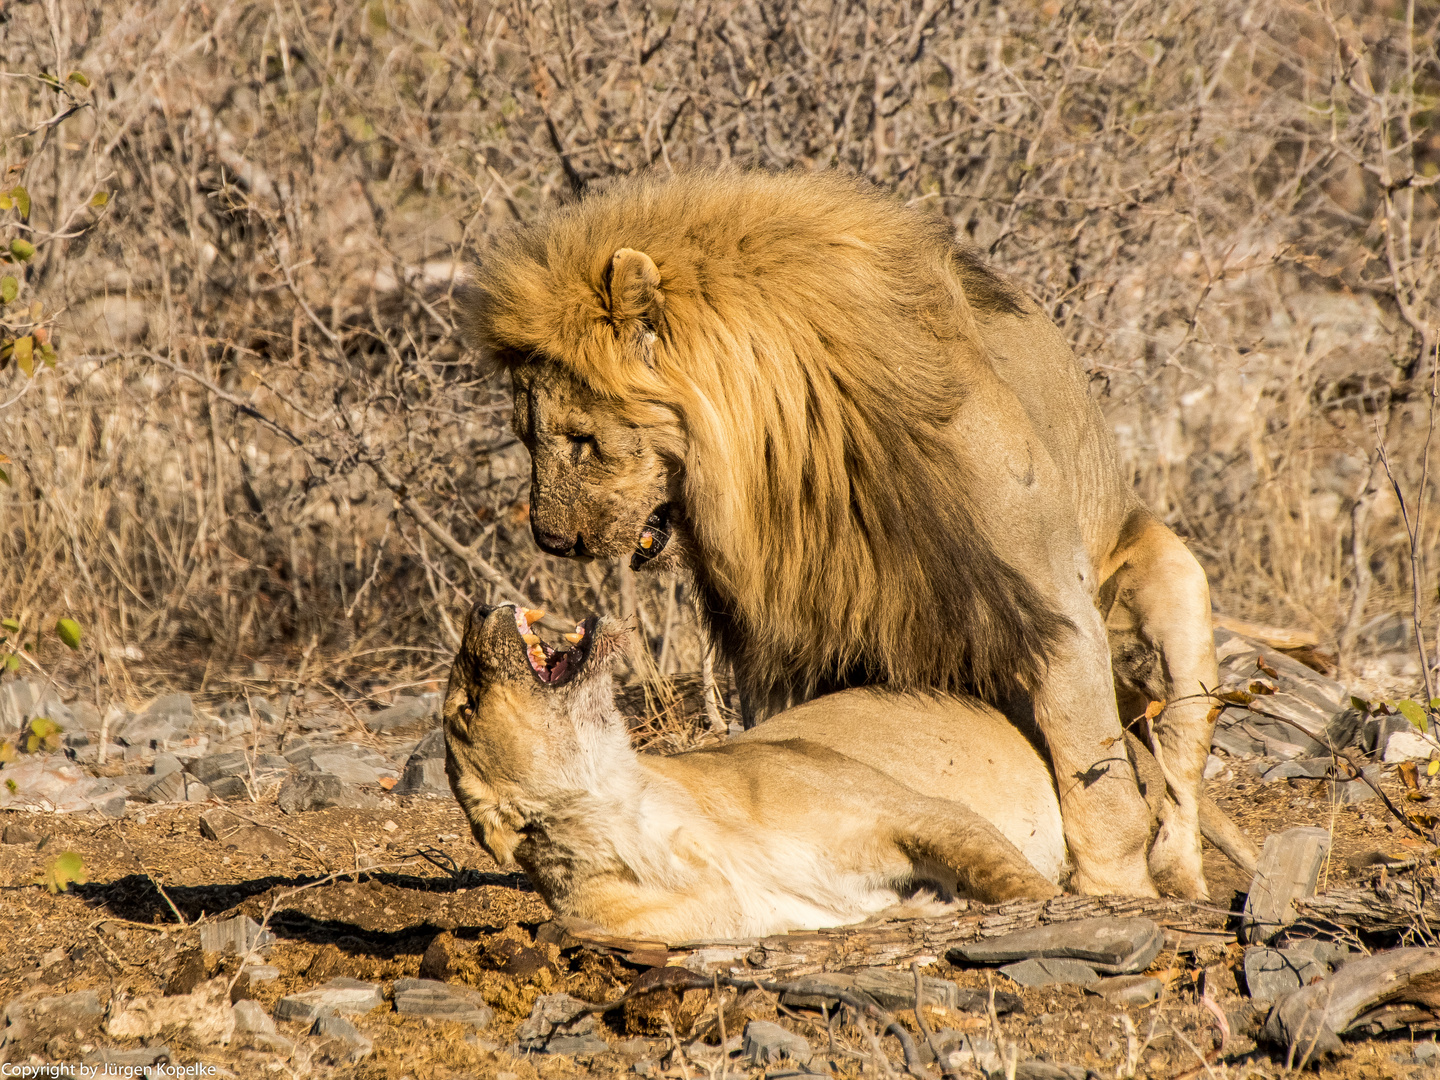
[566,433,596,464]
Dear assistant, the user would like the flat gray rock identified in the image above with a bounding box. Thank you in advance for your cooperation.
[1241,827,1331,943]
[1088,975,1163,1005]
[545,1034,612,1055]
[392,978,494,1028]
[1329,765,1380,805]
[742,1019,812,1065]
[274,978,384,1022]
[949,918,1164,975]
[1245,947,1327,1001]
[1262,758,1332,782]
[851,968,960,1011]
[999,957,1100,987]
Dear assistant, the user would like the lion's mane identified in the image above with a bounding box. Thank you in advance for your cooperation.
[463,170,1071,708]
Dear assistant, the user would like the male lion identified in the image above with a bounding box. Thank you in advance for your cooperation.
[460,171,1220,899]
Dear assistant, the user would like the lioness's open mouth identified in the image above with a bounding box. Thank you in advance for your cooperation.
[630,503,674,570]
[512,607,598,687]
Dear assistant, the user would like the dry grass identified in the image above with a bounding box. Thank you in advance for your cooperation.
[0,0,1436,709]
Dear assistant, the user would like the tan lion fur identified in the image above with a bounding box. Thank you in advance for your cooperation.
[460,170,1222,899]
[463,171,1070,707]
[444,604,1063,941]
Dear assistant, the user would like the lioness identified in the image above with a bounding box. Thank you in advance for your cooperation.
[443,605,1253,942]
[461,170,1219,899]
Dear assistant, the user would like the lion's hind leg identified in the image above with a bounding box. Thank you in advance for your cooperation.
[893,801,1061,905]
[1100,510,1219,900]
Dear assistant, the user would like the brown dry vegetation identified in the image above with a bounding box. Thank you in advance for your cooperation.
[0,0,1436,706]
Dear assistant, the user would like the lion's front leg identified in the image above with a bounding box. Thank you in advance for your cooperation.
[1100,510,1218,901]
[1033,593,1159,897]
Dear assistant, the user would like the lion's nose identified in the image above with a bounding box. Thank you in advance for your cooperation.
[534,530,579,556]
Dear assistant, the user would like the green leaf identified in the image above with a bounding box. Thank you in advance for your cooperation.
[13,337,32,377]
[0,742,14,763]
[2,654,16,672]
[1,619,19,633]
[9,240,35,262]
[4,778,15,794]
[89,191,108,208]
[1431,698,1440,712]
[11,186,30,221]
[1350,695,1372,713]
[66,71,90,87]
[0,194,11,211]
[1398,698,1429,733]
[0,276,16,304]
[36,851,86,894]
[54,618,81,650]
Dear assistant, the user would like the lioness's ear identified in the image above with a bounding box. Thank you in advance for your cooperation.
[606,248,664,365]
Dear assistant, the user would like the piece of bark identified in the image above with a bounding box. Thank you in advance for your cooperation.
[1261,948,1440,1062]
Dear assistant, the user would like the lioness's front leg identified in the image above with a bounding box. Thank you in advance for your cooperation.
[953,378,1157,897]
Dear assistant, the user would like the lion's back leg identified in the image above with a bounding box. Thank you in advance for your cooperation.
[1099,509,1218,900]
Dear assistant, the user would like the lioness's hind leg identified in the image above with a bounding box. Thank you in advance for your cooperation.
[1101,511,1218,900]
[896,803,1061,905]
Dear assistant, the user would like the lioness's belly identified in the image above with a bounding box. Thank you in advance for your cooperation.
[733,687,1066,882]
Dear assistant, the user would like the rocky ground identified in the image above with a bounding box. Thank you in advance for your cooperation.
[0,631,1436,1079]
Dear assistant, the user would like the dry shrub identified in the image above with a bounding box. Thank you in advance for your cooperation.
[0,0,1435,703]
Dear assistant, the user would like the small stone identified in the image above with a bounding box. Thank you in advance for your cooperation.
[1013,1061,1090,1080]
[999,958,1100,987]
[2,823,38,845]
[205,775,251,801]
[185,779,212,802]
[308,752,382,786]
[312,1014,374,1063]
[198,915,275,956]
[1203,754,1229,780]
[31,990,103,1023]
[742,1019,812,1065]
[392,978,494,1029]
[1088,975,1163,1005]
[1262,758,1332,782]
[516,994,597,1050]
[1241,827,1332,943]
[546,1034,612,1055]
[419,932,464,981]
[243,964,280,983]
[1415,1041,1440,1064]
[277,772,378,814]
[233,1000,276,1034]
[1244,946,1330,1001]
[1329,765,1380,805]
[135,770,186,805]
[383,820,398,832]
[274,978,384,1023]
[143,692,194,724]
[949,918,1165,975]
[152,753,183,777]
[395,757,450,795]
[1384,730,1436,763]
[939,1035,1000,1074]
[364,696,437,736]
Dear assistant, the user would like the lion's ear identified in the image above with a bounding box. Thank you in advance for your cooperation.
[606,248,664,365]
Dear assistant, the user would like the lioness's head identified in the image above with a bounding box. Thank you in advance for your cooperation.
[442,603,628,865]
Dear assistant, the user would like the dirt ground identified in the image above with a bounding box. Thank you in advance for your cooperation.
[0,754,1435,1080]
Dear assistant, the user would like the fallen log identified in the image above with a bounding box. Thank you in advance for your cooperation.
[541,882,1438,978]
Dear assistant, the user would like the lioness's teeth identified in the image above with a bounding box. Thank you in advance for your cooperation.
[522,633,540,645]
[524,608,546,625]
[528,645,546,665]
[639,530,655,549]
[564,632,584,644]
